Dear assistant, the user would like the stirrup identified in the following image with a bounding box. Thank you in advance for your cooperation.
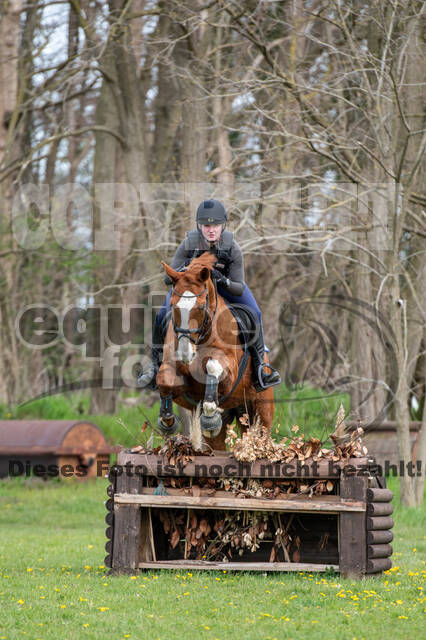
[254,363,281,392]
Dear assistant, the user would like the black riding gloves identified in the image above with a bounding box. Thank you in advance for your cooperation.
[211,269,229,285]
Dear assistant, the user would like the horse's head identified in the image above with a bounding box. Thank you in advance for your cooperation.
[162,253,216,364]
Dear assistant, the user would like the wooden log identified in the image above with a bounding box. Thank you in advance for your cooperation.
[366,488,393,502]
[366,516,394,530]
[367,530,393,544]
[339,475,367,578]
[105,540,112,554]
[137,560,340,572]
[105,512,114,526]
[366,557,392,573]
[105,498,114,512]
[106,484,114,498]
[104,554,112,568]
[114,492,365,513]
[367,502,393,516]
[367,544,393,559]
[105,526,113,540]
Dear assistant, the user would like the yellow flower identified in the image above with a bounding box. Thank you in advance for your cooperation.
[83,623,89,627]
[18,599,24,604]
[27,568,33,572]
[84,565,91,570]
[97,607,109,612]
[60,605,66,608]
[398,615,408,619]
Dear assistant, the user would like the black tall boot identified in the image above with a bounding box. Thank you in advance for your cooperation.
[137,321,164,390]
[249,322,281,391]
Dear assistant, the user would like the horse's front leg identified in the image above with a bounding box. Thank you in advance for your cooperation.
[157,363,185,436]
[200,358,231,438]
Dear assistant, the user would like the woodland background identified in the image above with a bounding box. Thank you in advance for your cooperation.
[0,0,424,505]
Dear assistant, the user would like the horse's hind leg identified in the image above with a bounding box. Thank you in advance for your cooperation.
[253,387,275,433]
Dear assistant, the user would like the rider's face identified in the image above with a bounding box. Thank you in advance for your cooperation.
[201,224,223,243]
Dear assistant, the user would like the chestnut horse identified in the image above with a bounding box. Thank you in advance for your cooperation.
[156,253,274,450]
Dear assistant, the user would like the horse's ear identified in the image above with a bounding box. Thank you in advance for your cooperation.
[199,267,210,282]
[162,261,180,283]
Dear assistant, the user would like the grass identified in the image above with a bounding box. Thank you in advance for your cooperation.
[0,476,424,639]
[0,383,349,449]
[0,390,423,638]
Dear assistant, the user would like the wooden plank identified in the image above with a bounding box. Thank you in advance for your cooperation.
[367,530,393,544]
[339,475,367,578]
[366,488,393,502]
[367,544,393,559]
[367,502,394,516]
[366,516,394,530]
[116,450,371,478]
[139,508,154,563]
[114,492,366,513]
[137,560,340,572]
[366,557,392,573]
[112,504,143,571]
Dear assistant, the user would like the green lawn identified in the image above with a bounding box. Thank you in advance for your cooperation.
[0,390,424,638]
[1,383,350,449]
[0,475,424,640]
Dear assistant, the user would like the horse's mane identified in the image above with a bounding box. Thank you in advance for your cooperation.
[178,252,216,286]
[186,252,216,273]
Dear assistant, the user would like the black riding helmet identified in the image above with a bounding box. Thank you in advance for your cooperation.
[196,199,227,226]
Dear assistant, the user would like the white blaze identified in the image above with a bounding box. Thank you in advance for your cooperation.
[176,290,196,363]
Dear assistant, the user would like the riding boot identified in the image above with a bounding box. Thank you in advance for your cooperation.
[249,322,281,392]
[137,321,164,390]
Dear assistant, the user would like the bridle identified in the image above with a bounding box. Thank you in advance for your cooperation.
[171,281,218,345]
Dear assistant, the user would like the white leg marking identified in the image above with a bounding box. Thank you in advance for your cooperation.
[203,401,217,416]
[206,359,223,379]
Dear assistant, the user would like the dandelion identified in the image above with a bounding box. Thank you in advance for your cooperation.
[27,568,33,572]
[18,599,24,605]
[97,607,109,612]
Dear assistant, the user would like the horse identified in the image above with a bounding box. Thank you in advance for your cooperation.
[155,252,275,450]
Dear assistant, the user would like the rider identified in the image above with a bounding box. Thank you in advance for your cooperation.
[138,199,281,391]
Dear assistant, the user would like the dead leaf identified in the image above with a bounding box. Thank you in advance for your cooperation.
[326,480,334,492]
[192,485,201,497]
[292,549,300,563]
[291,425,299,433]
[269,546,276,562]
[170,529,180,549]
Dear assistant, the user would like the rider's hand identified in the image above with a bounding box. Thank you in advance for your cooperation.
[211,268,225,282]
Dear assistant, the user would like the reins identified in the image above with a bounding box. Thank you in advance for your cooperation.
[171,279,218,345]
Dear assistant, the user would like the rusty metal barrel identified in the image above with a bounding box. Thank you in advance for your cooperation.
[0,420,118,479]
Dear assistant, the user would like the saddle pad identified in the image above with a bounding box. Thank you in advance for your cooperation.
[223,301,257,351]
